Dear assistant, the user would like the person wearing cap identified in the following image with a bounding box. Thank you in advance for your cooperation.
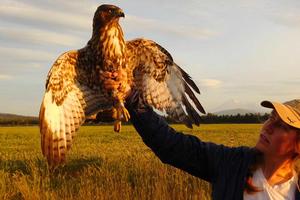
[100,77,300,199]
[123,93,300,200]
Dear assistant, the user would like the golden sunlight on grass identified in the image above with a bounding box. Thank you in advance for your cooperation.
[0,124,261,200]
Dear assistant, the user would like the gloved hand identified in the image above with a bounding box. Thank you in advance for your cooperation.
[125,90,153,114]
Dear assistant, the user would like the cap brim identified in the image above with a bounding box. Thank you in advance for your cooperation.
[261,101,275,109]
[261,100,300,129]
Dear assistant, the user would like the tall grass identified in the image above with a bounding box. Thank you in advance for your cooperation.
[0,124,261,200]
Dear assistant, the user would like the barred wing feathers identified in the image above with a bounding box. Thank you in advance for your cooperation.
[127,39,205,128]
[39,51,111,165]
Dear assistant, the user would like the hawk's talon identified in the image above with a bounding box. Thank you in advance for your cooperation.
[121,106,130,122]
[114,120,121,132]
[112,107,118,119]
[112,102,130,132]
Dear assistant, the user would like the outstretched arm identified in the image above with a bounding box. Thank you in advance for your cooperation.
[100,74,243,183]
[126,93,229,182]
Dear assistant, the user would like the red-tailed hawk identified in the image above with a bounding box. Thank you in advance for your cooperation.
[39,4,205,166]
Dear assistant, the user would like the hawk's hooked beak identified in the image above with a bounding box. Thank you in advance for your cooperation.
[115,9,125,18]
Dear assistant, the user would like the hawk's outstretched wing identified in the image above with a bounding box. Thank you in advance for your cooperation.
[39,51,111,165]
[127,39,205,128]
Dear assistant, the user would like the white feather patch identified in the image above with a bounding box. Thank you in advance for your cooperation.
[40,89,85,165]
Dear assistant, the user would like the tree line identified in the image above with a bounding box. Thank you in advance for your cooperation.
[192,113,269,124]
[0,117,39,126]
[0,113,270,126]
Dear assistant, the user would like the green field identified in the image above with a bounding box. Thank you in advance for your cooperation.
[0,124,261,200]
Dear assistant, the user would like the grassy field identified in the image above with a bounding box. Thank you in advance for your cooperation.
[0,124,261,200]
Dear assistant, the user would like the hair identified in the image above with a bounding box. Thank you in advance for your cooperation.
[295,131,300,192]
[244,129,300,194]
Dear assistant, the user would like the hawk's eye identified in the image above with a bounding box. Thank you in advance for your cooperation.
[108,9,112,13]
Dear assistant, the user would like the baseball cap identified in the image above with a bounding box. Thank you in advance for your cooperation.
[261,99,300,129]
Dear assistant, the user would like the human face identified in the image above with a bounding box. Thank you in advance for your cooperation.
[255,111,299,158]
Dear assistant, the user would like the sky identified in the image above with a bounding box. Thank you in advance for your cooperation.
[0,0,300,116]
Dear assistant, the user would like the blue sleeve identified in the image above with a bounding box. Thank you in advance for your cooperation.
[128,106,234,182]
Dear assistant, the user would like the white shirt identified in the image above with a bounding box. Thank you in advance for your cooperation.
[243,168,297,200]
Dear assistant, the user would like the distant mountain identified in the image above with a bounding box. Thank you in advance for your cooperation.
[0,113,38,125]
[210,99,267,114]
[213,108,259,116]
[0,113,37,119]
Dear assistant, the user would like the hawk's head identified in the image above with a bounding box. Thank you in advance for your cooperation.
[93,4,125,29]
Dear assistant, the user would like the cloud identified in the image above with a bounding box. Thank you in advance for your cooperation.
[0,27,84,47]
[272,12,300,28]
[0,1,92,31]
[125,15,218,39]
[260,2,300,29]
[198,79,222,88]
[0,47,56,63]
[0,74,13,80]
[19,0,97,14]
[166,26,218,40]
[217,79,300,99]
[0,1,217,43]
